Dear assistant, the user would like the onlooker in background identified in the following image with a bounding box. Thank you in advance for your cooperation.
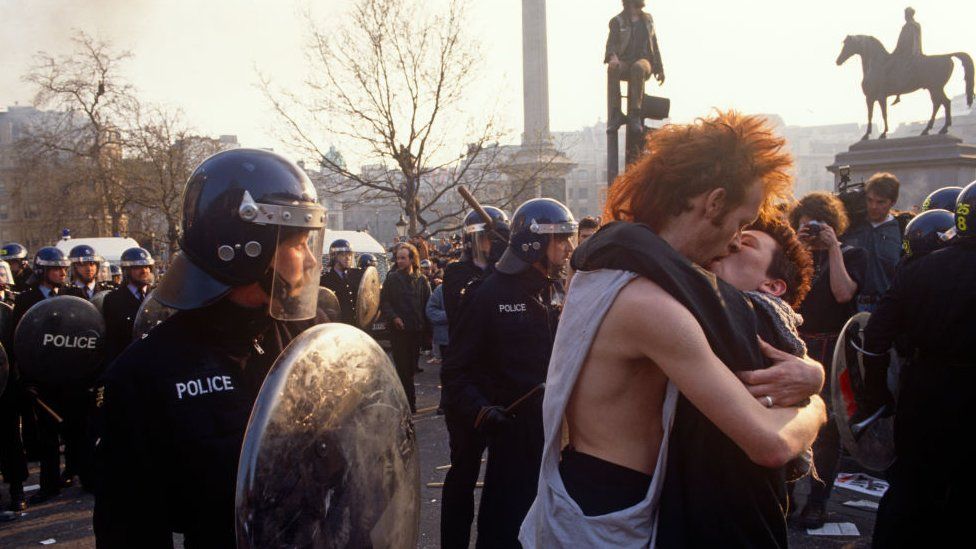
[411,235,430,261]
[789,192,867,528]
[577,216,600,243]
[379,243,431,413]
[841,173,902,312]
[426,283,448,366]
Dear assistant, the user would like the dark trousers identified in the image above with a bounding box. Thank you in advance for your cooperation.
[804,334,842,506]
[390,330,421,411]
[440,410,487,549]
[608,59,652,115]
[0,383,28,487]
[475,404,544,549]
[873,463,970,548]
[35,388,94,491]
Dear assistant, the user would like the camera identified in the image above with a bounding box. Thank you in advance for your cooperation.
[804,220,825,238]
[835,165,867,227]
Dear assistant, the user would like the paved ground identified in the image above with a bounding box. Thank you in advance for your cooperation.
[0,354,881,547]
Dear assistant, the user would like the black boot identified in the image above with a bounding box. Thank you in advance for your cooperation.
[796,500,827,529]
[626,112,645,135]
[9,483,27,512]
[608,110,627,131]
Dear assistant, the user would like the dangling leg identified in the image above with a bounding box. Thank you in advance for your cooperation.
[939,89,952,134]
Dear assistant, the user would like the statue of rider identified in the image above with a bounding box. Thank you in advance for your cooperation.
[891,7,923,105]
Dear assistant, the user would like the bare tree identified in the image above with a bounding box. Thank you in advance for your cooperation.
[23,31,136,235]
[126,106,224,253]
[262,0,553,237]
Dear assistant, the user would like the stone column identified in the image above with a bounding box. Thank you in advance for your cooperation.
[521,0,551,146]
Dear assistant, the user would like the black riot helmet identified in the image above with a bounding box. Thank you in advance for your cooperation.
[955,180,976,239]
[33,246,71,280]
[120,247,156,285]
[68,244,104,265]
[329,238,355,270]
[921,186,963,212]
[496,198,578,275]
[357,253,377,270]
[902,209,955,257]
[462,206,509,266]
[1,243,28,262]
[154,148,327,320]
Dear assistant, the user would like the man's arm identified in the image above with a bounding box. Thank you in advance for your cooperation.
[618,279,826,467]
[604,16,621,64]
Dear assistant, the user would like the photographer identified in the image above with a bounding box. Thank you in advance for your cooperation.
[841,172,903,312]
[788,192,867,528]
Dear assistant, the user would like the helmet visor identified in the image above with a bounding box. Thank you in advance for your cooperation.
[97,262,112,283]
[269,225,326,321]
[0,261,11,285]
[469,230,492,265]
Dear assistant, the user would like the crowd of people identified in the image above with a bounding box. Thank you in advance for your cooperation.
[0,111,970,548]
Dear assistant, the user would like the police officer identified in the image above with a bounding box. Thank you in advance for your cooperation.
[319,239,363,325]
[438,205,509,548]
[0,260,27,515]
[93,148,328,548]
[11,247,85,504]
[861,180,976,547]
[1,243,32,293]
[101,247,155,363]
[442,198,576,548]
[0,260,16,306]
[69,245,113,300]
[920,186,963,213]
[108,264,123,288]
[900,208,955,261]
[357,253,377,270]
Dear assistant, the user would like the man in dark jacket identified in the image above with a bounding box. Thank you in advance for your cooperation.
[102,247,155,363]
[380,242,431,413]
[94,148,328,548]
[605,0,665,133]
[442,198,576,549]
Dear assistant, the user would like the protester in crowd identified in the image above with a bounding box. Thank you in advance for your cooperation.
[426,283,448,366]
[841,173,903,312]
[380,242,431,413]
[577,216,600,242]
[789,191,867,528]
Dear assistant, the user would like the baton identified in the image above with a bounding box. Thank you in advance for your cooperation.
[25,389,64,424]
[505,383,546,415]
[457,186,507,242]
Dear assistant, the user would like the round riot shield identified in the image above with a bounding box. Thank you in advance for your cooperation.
[0,301,13,342]
[90,290,111,314]
[132,290,177,340]
[318,286,341,322]
[0,342,9,396]
[14,295,106,385]
[355,265,381,330]
[236,323,419,548]
[831,312,896,471]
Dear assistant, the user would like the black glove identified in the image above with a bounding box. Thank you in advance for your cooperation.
[474,405,512,436]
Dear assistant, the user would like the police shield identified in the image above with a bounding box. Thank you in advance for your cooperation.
[831,312,896,472]
[318,286,342,323]
[14,295,105,385]
[132,290,177,340]
[91,289,111,313]
[355,265,381,330]
[0,301,13,342]
[236,323,419,548]
[0,342,9,396]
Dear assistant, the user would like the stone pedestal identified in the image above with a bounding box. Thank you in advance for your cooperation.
[827,134,976,209]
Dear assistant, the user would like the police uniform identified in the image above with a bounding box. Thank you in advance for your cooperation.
[862,238,976,547]
[442,199,569,549]
[73,280,114,301]
[319,267,363,325]
[102,285,148,363]
[94,300,324,547]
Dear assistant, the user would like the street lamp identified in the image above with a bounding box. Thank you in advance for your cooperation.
[395,213,408,242]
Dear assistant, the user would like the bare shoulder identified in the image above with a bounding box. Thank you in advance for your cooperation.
[607,276,706,353]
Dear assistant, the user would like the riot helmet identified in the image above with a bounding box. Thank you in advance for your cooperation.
[0,260,12,287]
[109,263,123,284]
[496,198,578,276]
[120,247,156,287]
[358,253,377,270]
[955,180,976,238]
[462,206,509,266]
[329,239,355,271]
[902,209,955,257]
[154,148,326,320]
[33,247,71,287]
[1,243,28,262]
[69,244,104,284]
[921,186,963,212]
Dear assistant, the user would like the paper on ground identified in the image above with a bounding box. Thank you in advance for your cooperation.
[39,539,57,545]
[24,484,40,492]
[834,472,889,497]
[843,499,880,510]
[806,523,860,536]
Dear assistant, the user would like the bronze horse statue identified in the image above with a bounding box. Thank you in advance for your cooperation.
[837,35,973,140]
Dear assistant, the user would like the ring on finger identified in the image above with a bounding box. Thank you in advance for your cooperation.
[762,395,774,408]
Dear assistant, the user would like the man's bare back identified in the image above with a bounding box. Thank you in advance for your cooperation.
[566,278,668,476]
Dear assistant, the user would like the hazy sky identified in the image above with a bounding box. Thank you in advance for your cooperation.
[2,0,974,158]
